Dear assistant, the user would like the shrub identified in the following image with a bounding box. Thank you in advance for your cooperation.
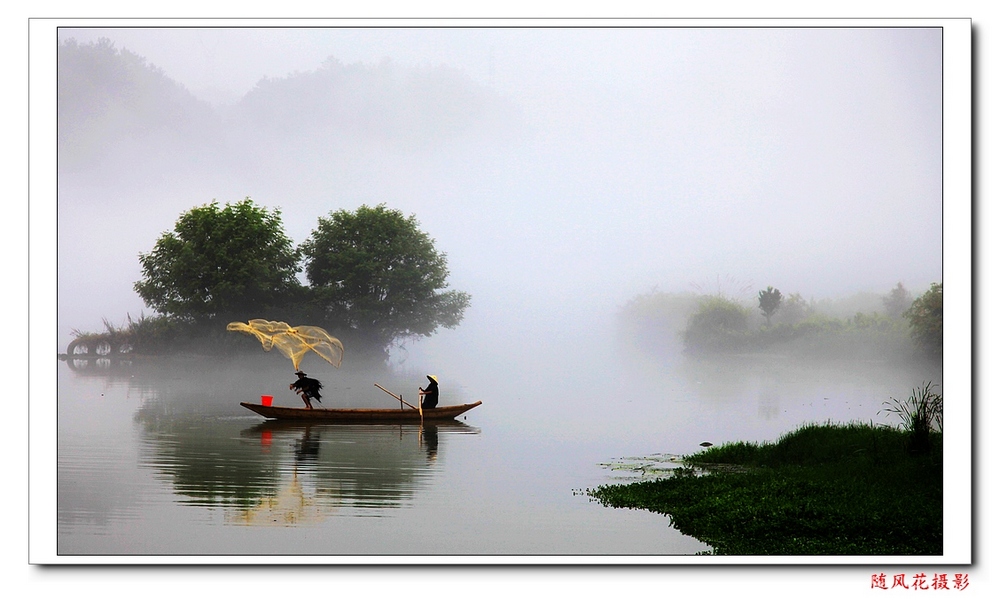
[905,283,943,355]
[682,296,750,354]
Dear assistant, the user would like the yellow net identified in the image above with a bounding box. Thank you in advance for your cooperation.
[227,319,344,370]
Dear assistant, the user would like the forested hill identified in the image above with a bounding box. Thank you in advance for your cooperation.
[230,56,519,151]
[58,38,523,189]
[58,39,223,179]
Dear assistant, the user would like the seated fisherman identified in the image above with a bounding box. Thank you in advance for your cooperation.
[418,375,439,409]
[290,370,323,409]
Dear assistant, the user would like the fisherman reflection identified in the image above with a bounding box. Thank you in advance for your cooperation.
[418,375,439,409]
[294,426,320,463]
[290,370,323,409]
[422,424,439,462]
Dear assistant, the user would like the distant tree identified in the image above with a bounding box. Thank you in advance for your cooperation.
[774,292,812,326]
[300,204,471,358]
[134,198,301,326]
[882,282,913,319]
[683,296,750,354]
[758,286,783,327]
[882,282,914,319]
[905,283,943,355]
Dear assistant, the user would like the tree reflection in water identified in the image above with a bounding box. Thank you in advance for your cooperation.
[135,409,478,525]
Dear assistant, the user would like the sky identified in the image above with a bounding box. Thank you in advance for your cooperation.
[52,25,945,354]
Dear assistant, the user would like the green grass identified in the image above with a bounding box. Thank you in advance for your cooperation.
[588,422,942,555]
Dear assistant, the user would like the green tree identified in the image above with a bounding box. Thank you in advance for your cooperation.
[300,204,471,357]
[774,292,812,326]
[758,286,783,326]
[905,283,943,355]
[882,282,914,319]
[683,296,750,354]
[134,198,301,325]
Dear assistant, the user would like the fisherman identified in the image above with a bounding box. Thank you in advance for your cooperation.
[290,370,323,409]
[418,375,439,409]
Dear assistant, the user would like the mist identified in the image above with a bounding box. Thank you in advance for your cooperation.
[56,26,943,373]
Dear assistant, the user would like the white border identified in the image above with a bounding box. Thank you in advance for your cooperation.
[29,17,973,566]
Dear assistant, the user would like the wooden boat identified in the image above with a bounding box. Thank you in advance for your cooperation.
[240,400,482,422]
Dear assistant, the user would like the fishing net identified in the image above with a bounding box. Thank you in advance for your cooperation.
[227,319,344,370]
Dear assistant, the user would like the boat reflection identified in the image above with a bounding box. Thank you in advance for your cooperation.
[70,356,483,526]
[135,413,479,526]
[226,421,477,525]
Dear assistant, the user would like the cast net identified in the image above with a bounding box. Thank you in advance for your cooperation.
[227,319,344,370]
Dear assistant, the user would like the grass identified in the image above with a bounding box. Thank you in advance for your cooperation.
[881,382,943,455]
[588,421,942,555]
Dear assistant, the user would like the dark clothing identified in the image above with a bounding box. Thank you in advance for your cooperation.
[295,428,320,462]
[291,375,323,402]
[420,379,439,409]
[422,424,439,461]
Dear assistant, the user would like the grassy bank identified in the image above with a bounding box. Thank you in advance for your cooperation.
[588,422,942,555]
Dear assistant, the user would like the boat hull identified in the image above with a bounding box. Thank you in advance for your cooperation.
[240,400,482,422]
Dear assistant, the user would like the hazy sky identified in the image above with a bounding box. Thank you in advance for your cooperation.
[54,26,944,352]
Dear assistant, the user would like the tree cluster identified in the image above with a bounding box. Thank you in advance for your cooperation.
[134,198,470,359]
[673,281,942,359]
[905,283,943,355]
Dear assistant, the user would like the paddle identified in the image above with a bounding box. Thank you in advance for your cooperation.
[374,383,419,411]
[374,383,423,424]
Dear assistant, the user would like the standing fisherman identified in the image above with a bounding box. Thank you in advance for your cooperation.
[418,375,439,409]
[290,370,323,409]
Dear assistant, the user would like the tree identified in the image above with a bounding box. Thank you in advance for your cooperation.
[758,286,783,326]
[300,204,471,357]
[682,296,750,354]
[882,282,914,319]
[905,283,943,355]
[774,292,812,326]
[134,198,301,325]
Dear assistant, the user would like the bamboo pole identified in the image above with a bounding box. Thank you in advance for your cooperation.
[374,383,419,411]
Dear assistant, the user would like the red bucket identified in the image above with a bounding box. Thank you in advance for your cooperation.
[261,395,273,407]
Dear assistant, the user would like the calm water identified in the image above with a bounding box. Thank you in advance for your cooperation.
[56,335,942,557]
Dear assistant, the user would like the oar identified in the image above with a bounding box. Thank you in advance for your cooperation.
[374,383,419,411]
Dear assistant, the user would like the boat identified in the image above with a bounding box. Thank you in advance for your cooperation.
[240,400,482,422]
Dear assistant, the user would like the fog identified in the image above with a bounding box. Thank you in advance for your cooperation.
[56,26,943,371]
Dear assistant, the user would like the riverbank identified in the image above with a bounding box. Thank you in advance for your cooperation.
[588,422,942,555]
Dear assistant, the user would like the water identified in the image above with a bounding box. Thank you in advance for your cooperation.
[56,339,941,557]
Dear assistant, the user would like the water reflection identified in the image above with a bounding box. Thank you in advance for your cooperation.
[82,356,484,526]
[134,407,478,526]
[59,354,136,378]
[58,348,942,554]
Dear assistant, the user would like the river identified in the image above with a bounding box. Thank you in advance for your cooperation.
[55,330,943,559]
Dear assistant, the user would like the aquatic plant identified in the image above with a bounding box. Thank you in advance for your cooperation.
[68,313,194,355]
[882,381,943,454]
[589,421,942,555]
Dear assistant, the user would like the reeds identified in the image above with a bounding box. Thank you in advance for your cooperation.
[881,381,943,454]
